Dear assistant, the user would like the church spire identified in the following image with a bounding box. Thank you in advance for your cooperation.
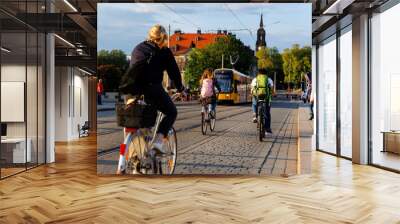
[256,13,266,51]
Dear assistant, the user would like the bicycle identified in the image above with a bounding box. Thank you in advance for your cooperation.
[116,93,180,175]
[201,97,216,135]
[257,98,267,142]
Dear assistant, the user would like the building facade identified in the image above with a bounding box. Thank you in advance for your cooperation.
[168,30,227,86]
[312,0,400,173]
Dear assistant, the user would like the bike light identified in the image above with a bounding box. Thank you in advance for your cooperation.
[120,144,126,156]
[125,127,137,133]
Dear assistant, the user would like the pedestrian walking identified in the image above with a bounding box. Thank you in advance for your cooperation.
[97,79,104,105]
[304,72,313,120]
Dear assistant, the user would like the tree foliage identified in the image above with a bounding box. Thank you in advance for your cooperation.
[97,49,129,91]
[256,46,282,73]
[255,46,284,88]
[184,35,256,89]
[256,47,273,71]
[281,44,311,88]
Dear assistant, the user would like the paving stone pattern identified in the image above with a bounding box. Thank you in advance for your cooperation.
[97,100,306,176]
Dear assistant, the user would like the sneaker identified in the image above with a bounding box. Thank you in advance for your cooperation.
[152,141,167,154]
[265,130,273,136]
[253,117,257,123]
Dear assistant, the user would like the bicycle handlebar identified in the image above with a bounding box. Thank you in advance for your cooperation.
[170,92,183,102]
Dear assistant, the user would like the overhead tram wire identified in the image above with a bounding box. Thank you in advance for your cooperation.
[162,3,200,30]
[223,3,255,42]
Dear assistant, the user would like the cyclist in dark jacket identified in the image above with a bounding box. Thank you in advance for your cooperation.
[130,24,185,153]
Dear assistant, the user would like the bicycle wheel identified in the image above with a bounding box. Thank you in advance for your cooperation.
[201,112,207,135]
[125,135,146,174]
[210,110,216,131]
[158,127,177,175]
[258,105,264,142]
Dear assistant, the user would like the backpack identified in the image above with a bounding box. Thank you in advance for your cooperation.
[201,79,214,98]
[256,74,270,99]
[119,43,158,95]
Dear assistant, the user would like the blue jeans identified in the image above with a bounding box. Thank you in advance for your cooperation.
[201,97,217,112]
[202,102,216,113]
[252,96,257,114]
[211,101,217,111]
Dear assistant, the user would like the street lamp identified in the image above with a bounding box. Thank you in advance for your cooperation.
[230,54,239,69]
[168,20,184,48]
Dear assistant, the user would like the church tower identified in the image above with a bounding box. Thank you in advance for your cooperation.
[256,14,266,52]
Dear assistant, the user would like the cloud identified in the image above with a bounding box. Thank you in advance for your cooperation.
[98,3,311,52]
[99,3,164,14]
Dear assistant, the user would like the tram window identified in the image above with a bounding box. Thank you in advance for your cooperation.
[233,80,239,93]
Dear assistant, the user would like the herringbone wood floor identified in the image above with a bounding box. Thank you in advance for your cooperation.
[1,136,400,223]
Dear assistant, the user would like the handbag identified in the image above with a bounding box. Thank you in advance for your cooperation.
[115,99,157,128]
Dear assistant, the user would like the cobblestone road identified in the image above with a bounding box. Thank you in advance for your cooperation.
[97,99,301,176]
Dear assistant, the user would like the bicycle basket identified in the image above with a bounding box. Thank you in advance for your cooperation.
[115,102,157,128]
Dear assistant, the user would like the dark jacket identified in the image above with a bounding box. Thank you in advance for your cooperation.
[130,41,184,91]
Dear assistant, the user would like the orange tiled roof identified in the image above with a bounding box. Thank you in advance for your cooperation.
[169,33,226,55]
[173,48,191,56]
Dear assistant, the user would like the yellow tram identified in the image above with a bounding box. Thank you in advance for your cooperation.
[214,68,252,104]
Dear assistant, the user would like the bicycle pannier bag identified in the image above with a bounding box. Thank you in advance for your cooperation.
[116,102,157,128]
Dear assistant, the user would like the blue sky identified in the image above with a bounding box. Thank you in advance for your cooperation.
[98,3,311,55]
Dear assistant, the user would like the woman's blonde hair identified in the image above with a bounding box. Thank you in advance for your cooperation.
[147,24,168,47]
[200,68,214,84]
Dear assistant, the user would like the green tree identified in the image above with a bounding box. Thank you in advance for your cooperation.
[256,47,273,71]
[97,49,129,91]
[256,46,284,89]
[282,44,311,89]
[185,35,256,89]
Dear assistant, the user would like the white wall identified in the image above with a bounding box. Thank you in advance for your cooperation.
[1,63,46,164]
[1,65,26,139]
[55,66,69,141]
[54,67,89,141]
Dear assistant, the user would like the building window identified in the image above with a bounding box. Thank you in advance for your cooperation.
[370,4,400,171]
[339,26,352,158]
[0,3,46,179]
[317,34,337,155]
